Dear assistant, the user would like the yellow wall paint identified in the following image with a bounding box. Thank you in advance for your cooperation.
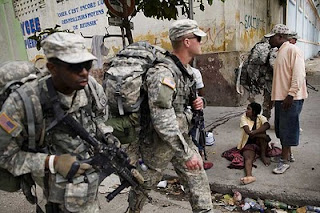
[112,46,121,54]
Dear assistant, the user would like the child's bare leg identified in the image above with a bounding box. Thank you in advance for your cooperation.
[240,149,256,185]
[257,137,270,166]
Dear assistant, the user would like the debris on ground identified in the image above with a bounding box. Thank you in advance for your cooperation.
[154,177,319,213]
[157,180,168,188]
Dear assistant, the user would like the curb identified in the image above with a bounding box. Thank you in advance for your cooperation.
[210,182,320,206]
[163,174,320,206]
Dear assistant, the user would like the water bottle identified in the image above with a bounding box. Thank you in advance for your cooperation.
[138,159,148,171]
[307,206,320,213]
[265,199,288,210]
[242,202,250,211]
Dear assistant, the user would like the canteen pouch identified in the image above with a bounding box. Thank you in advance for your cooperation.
[64,182,88,212]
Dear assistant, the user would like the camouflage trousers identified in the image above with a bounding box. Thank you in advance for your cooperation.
[36,172,100,213]
[54,200,99,213]
[263,89,273,120]
[128,137,214,213]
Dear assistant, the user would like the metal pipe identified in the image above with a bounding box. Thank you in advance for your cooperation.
[189,0,194,19]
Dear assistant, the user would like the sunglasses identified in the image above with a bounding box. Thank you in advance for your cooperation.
[68,61,92,72]
[186,36,202,43]
[53,60,93,72]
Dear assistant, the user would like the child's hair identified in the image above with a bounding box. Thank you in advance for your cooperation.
[249,102,262,116]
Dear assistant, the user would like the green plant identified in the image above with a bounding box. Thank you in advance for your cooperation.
[28,25,73,50]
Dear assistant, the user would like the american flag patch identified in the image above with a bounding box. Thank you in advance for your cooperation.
[0,112,18,134]
[161,77,176,89]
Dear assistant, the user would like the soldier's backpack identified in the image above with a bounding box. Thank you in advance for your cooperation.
[103,41,168,144]
[0,61,39,193]
[239,41,272,94]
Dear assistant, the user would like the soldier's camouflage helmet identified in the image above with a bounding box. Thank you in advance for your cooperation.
[41,32,97,64]
[169,19,206,41]
[264,24,290,38]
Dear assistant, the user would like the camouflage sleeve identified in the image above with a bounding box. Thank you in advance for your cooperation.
[0,93,47,177]
[146,65,194,162]
[88,76,113,135]
[269,47,278,68]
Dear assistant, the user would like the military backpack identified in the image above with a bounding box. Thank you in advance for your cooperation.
[0,61,41,193]
[239,41,272,94]
[103,41,169,144]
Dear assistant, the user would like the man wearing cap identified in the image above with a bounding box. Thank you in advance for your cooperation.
[265,24,308,174]
[0,32,114,212]
[288,32,299,44]
[128,19,214,213]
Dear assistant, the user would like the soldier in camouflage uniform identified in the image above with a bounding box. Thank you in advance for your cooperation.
[241,30,298,120]
[240,37,276,120]
[263,46,278,120]
[0,32,113,212]
[128,19,214,213]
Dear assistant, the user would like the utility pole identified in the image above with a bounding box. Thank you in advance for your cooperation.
[189,0,193,19]
[188,0,197,67]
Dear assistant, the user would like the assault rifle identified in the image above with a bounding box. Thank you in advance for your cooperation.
[46,78,150,202]
[167,54,208,160]
[189,84,208,160]
[307,81,318,92]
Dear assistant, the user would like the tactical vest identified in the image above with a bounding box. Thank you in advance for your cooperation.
[159,57,195,113]
[37,75,106,156]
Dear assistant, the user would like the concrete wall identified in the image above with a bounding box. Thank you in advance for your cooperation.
[6,0,284,107]
[0,0,27,63]
[133,0,283,52]
[10,0,284,61]
[195,51,250,106]
[5,0,319,106]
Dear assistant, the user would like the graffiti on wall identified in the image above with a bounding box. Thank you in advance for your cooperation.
[240,15,265,29]
[56,0,105,31]
[135,20,231,53]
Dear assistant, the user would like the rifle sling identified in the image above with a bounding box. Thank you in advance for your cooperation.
[166,53,194,81]
[45,77,100,147]
[16,86,36,151]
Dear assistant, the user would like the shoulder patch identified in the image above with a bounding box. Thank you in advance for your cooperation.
[161,77,176,90]
[0,112,18,134]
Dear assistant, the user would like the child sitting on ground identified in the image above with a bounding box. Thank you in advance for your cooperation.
[238,102,271,185]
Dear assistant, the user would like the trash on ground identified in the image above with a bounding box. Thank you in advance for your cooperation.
[224,205,237,211]
[222,194,235,205]
[157,180,168,188]
[233,190,242,203]
[296,206,307,213]
[155,178,185,198]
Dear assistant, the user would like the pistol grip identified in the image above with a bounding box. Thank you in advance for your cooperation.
[66,161,80,182]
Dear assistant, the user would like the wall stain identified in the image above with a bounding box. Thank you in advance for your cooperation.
[235,11,240,22]
[240,28,266,50]
[111,46,121,54]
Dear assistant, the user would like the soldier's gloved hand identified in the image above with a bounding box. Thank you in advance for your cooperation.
[54,154,92,178]
[103,133,121,148]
